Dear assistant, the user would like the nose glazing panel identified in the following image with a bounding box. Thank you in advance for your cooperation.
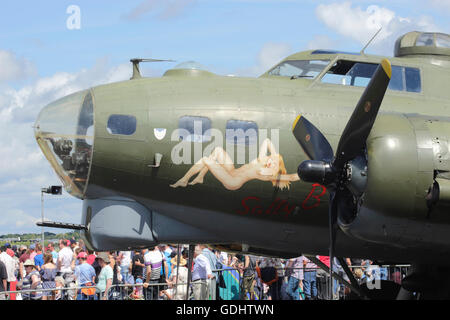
[34,90,94,198]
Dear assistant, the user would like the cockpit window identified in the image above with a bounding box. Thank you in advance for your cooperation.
[415,33,435,47]
[320,60,421,93]
[107,115,137,136]
[268,60,329,79]
[435,34,450,48]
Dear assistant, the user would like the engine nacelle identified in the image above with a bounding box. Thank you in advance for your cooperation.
[339,113,450,248]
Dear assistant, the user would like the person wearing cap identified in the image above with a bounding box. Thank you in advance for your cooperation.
[96,252,113,300]
[4,243,14,258]
[20,259,43,300]
[40,252,57,300]
[86,250,96,266]
[74,251,96,300]
[160,255,189,300]
[5,243,15,258]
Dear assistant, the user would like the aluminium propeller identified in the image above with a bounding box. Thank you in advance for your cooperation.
[292,58,392,299]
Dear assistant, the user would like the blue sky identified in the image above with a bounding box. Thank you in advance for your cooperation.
[0,0,449,235]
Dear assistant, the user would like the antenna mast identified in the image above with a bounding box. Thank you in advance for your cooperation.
[130,58,176,80]
[360,27,382,55]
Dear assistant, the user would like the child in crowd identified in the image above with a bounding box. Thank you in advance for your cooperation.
[54,276,65,300]
[131,278,144,300]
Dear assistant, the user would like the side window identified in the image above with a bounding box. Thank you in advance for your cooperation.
[107,114,137,135]
[321,60,354,85]
[435,34,450,48]
[347,63,377,87]
[268,60,329,78]
[321,60,421,93]
[178,116,211,142]
[405,68,421,93]
[226,120,258,145]
[388,65,404,91]
[321,61,378,87]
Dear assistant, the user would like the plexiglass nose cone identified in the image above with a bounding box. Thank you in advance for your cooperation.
[34,90,94,199]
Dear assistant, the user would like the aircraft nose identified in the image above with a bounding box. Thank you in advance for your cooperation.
[34,90,94,199]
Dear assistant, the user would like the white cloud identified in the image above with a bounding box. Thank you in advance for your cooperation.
[316,2,440,55]
[237,42,292,76]
[0,50,36,83]
[1,58,130,124]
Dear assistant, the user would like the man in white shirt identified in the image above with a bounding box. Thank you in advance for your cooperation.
[192,245,213,300]
[143,246,168,300]
[0,246,16,291]
[57,240,73,281]
[118,251,132,284]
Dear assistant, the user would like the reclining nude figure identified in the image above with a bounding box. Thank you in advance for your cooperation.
[170,138,300,191]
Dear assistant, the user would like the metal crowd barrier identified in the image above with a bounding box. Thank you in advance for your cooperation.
[0,265,411,301]
[0,281,207,301]
[213,264,411,301]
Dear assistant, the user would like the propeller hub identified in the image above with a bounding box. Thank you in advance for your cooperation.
[297,160,335,185]
[344,156,368,197]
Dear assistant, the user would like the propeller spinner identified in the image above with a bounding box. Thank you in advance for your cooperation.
[292,59,392,299]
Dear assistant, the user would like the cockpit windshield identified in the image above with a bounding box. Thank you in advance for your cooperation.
[268,60,329,79]
[34,90,94,199]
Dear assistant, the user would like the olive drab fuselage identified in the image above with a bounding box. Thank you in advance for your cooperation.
[35,32,450,263]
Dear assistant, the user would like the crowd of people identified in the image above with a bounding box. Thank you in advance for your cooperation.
[236,255,394,301]
[0,240,400,300]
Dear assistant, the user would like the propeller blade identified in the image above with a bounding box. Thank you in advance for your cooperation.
[292,115,334,162]
[328,190,338,300]
[334,59,392,169]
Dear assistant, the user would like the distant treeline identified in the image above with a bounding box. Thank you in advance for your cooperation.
[0,231,81,246]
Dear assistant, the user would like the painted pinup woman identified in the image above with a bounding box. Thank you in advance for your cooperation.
[170,138,300,191]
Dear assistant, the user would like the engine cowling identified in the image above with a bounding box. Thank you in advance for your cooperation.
[339,113,450,247]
